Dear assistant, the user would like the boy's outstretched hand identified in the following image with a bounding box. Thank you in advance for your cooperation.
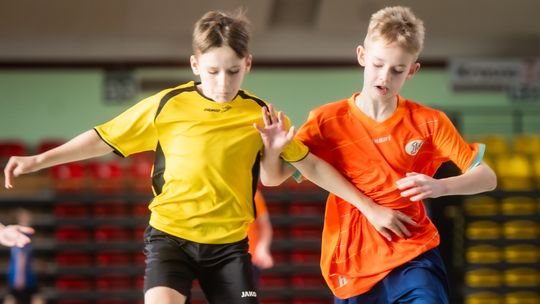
[253,104,295,153]
[396,172,446,201]
[0,225,34,247]
[4,156,38,189]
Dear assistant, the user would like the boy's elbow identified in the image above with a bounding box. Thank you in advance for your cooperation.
[488,172,497,191]
[485,167,498,191]
[260,176,283,187]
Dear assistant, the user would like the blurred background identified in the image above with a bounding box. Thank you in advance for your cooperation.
[0,0,539,303]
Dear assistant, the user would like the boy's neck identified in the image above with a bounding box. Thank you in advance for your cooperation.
[355,93,398,123]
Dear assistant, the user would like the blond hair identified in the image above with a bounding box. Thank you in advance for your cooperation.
[365,6,425,56]
[192,9,250,58]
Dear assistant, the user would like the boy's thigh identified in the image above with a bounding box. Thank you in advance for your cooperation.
[198,247,259,303]
[335,248,449,304]
[386,248,449,304]
[143,226,196,298]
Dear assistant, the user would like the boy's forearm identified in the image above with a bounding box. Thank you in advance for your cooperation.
[440,163,497,196]
[260,149,294,186]
[292,153,376,215]
[35,129,113,171]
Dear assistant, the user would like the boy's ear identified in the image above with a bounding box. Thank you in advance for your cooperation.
[245,54,253,72]
[406,62,421,79]
[190,55,200,75]
[356,45,366,67]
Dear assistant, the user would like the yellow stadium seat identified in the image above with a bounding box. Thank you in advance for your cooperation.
[464,292,503,304]
[495,154,533,190]
[532,156,540,188]
[476,135,509,157]
[505,291,540,304]
[466,221,501,240]
[512,134,540,156]
[466,245,502,264]
[500,196,536,215]
[503,220,538,239]
[504,244,539,263]
[504,268,539,287]
[463,195,498,216]
[465,268,502,287]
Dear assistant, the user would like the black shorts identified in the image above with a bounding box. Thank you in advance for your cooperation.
[143,226,259,303]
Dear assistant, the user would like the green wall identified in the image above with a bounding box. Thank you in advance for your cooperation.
[1,67,539,150]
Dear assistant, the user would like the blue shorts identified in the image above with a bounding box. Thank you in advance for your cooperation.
[334,248,449,304]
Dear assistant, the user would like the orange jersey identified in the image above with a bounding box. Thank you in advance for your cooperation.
[248,190,268,255]
[296,93,484,298]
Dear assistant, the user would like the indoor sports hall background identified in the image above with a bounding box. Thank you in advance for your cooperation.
[1,1,539,303]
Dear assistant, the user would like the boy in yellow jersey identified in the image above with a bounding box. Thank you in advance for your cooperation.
[3,9,412,304]
[260,6,497,304]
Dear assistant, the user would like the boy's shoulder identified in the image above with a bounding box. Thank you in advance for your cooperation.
[402,97,445,118]
[310,98,350,117]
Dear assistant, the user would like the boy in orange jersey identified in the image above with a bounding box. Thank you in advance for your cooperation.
[247,190,274,287]
[258,6,497,304]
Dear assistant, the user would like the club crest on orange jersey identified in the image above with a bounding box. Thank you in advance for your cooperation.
[405,139,424,156]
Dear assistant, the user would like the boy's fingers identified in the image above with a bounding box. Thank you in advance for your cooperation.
[268,104,278,124]
[18,226,35,234]
[253,123,263,133]
[261,107,271,126]
[378,228,392,242]
[397,212,418,226]
[286,126,296,141]
[4,160,15,189]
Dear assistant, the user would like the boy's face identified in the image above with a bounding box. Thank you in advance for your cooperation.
[357,39,420,101]
[190,46,252,103]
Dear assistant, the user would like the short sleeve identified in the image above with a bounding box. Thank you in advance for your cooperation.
[295,110,325,152]
[94,94,160,157]
[280,114,309,162]
[432,112,485,173]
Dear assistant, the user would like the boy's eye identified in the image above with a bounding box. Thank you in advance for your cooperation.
[373,63,383,68]
[228,70,240,75]
[208,70,218,75]
[393,69,405,74]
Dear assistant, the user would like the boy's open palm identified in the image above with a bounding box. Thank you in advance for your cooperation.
[253,104,295,153]
[0,225,34,247]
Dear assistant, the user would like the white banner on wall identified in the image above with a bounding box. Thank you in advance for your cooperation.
[449,58,539,101]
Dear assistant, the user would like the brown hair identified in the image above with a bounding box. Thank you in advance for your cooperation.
[365,6,425,56]
[192,9,250,58]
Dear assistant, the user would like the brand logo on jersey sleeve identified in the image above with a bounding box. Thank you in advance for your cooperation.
[405,139,424,156]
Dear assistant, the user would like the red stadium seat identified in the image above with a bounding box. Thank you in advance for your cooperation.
[291,274,326,287]
[54,202,89,218]
[94,226,131,242]
[0,140,26,157]
[290,202,324,215]
[93,200,129,217]
[95,251,132,266]
[290,224,323,239]
[55,251,92,267]
[259,274,288,288]
[291,250,321,264]
[56,276,92,291]
[95,274,132,291]
[55,226,91,242]
[87,160,125,192]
